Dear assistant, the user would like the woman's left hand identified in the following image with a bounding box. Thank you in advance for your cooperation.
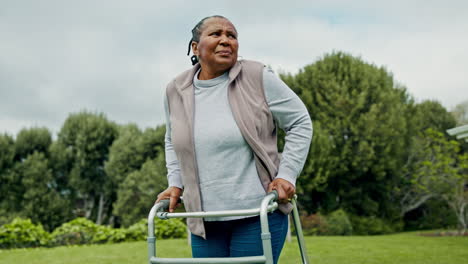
[267,178,295,204]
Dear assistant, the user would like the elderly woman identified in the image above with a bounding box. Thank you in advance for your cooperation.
[156,15,312,263]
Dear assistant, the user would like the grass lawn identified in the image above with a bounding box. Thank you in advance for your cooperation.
[0,232,467,264]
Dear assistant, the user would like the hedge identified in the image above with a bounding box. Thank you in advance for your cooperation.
[0,217,186,249]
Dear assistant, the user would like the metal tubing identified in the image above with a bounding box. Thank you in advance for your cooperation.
[291,197,309,264]
[148,200,170,263]
[447,124,468,135]
[259,191,278,264]
[148,191,303,264]
[150,256,266,263]
[156,204,278,219]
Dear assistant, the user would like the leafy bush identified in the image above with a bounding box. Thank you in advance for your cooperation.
[403,199,457,231]
[155,218,187,239]
[0,218,51,248]
[107,228,128,243]
[51,218,131,245]
[123,219,147,241]
[0,209,22,227]
[51,217,186,246]
[51,218,98,245]
[350,215,396,235]
[1,216,187,249]
[129,218,187,240]
[298,209,353,236]
[298,213,328,236]
[92,225,128,244]
[325,209,353,235]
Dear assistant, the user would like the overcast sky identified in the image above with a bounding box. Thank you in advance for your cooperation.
[1,0,467,136]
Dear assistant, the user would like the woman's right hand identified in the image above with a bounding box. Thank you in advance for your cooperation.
[155,186,182,213]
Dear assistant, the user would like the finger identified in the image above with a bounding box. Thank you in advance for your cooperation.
[276,184,287,201]
[285,185,295,199]
[169,195,178,213]
[155,194,163,203]
[156,191,168,203]
[277,180,295,199]
[267,182,275,193]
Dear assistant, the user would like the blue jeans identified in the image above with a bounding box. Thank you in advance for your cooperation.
[191,211,288,264]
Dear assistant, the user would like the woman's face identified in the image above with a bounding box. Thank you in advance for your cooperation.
[192,17,239,73]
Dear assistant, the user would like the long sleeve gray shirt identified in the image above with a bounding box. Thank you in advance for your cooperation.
[164,66,312,221]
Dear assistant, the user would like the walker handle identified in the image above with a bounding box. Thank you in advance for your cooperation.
[267,190,279,201]
[155,199,170,211]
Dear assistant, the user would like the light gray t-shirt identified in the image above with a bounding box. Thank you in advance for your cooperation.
[164,66,312,221]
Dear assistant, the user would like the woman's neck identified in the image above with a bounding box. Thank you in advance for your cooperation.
[198,69,226,80]
[198,63,231,80]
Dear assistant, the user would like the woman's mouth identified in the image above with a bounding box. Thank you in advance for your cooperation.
[216,50,232,56]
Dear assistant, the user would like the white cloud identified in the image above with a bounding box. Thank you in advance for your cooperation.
[1,0,467,136]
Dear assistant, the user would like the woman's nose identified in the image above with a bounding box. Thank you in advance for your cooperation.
[219,34,230,45]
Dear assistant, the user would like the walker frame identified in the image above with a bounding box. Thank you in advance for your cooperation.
[147,191,309,264]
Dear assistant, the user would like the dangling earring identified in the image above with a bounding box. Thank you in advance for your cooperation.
[191,55,198,66]
[187,38,199,65]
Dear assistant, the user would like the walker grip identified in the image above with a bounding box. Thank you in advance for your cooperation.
[155,199,170,211]
[267,190,279,201]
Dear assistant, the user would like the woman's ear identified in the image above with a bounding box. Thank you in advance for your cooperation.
[191,41,199,56]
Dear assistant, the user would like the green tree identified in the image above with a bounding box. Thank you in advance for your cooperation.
[281,52,411,219]
[48,141,75,197]
[105,125,166,225]
[0,133,15,172]
[440,151,467,234]
[396,101,459,226]
[412,100,456,133]
[113,155,167,227]
[56,111,118,224]
[0,133,20,224]
[397,138,436,217]
[137,126,166,160]
[19,152,71,231]
[104,124,144,226]
[398,129,467,232]
[397,129,455,216]
[14,127,52,161]
[105,124,144,192]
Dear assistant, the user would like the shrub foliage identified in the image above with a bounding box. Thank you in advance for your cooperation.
[0,218,51,248]
[0,217,186,249]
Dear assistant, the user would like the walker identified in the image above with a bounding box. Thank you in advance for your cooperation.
[147,191,310,263]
